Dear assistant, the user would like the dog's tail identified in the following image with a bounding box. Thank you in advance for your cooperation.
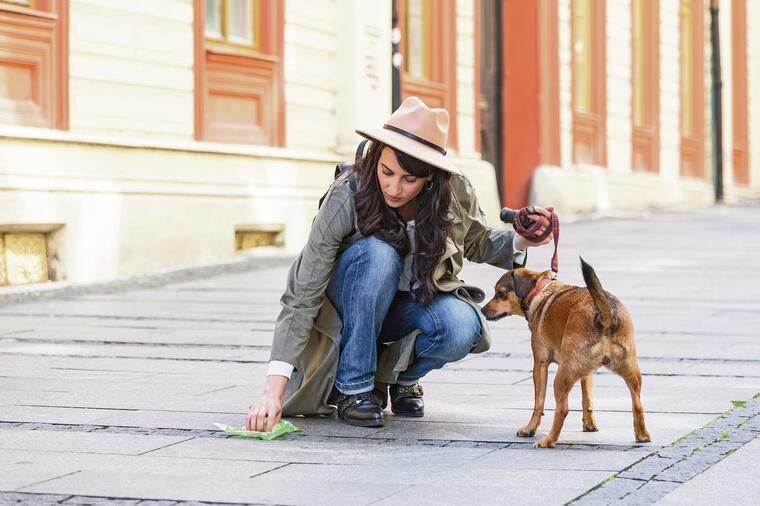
[580,257,616,329]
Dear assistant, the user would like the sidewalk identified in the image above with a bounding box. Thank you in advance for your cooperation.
[1,203,759,505]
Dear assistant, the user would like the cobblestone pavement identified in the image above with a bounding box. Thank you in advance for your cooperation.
[1,204,758,505]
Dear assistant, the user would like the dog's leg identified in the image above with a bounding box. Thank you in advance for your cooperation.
[517,357,549,437]
[535,365,575,448]
[615,362,651,443]
[580,375,599,432]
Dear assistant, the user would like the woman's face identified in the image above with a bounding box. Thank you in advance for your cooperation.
[376,147,432,210]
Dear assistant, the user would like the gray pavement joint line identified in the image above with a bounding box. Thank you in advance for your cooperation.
[447,367,760,379]
[5,349,751,374]
[0,312,274,324]
[0,421,650,451]
[364,487,410,506]
[0,352,268,364]
[0,491,286,505]
[0,337,271,350]
[137,436,196,456]
[566,393,760,505]
[14,470,83,492]
[482,351,760,364]
[248,462,291,480]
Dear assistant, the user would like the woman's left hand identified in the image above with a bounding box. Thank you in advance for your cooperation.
[514,232,553,251]
[513,206,554,250]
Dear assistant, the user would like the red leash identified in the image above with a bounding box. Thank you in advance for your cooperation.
[508,206,560,273]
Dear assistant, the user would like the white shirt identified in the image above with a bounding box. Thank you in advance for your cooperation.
[266,234,527,379]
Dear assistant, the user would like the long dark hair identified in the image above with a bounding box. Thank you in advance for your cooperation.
[353,141,453,305]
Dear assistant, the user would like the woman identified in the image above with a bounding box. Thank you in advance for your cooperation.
[247,97,552,430]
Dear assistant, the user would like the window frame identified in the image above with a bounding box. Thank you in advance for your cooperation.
[570,0,606,166]
[396,0,458,150]
[631,0,660,172]
[0,0,68,130]
[205,0,262,53]
[194,0,284,146]
[731,0,748,186]
[679,0,705,179]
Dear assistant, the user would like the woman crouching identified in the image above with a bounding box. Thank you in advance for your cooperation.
[247,97,551,429]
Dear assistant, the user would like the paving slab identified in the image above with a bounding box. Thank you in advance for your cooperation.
[1,449,284,503]
[0,430,190,456]
[152,433,493,465]
[655,436,760,505]
[254,464,613,506]
[364,411,710,447]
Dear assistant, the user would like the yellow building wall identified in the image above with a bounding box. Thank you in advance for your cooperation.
[538,0,715,217]
[68,0,195,139]
[284,0,339,152]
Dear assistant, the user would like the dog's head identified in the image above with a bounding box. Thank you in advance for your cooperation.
[481,268,554,320]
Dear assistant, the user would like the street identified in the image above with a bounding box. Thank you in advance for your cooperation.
[1,204,759,505]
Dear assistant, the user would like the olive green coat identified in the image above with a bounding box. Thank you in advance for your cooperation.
[270,170,523,417]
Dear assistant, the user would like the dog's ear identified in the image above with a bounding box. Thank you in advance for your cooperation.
[512,271,538,301]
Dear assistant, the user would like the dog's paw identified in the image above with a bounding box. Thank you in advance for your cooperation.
[533,437,556,448]
[635,431,652,443]
[583,424,599,432]
[516,427,536,437]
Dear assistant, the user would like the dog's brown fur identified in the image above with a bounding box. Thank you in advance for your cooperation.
[481,258,651,448]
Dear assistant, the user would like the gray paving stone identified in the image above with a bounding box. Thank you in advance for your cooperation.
[254,464,612,506]
[618,480,680,506]
[0,430,190,456]
[152,433,492,465]
[2,449,282,503]
[616,454,678,481]
[0,492,72,505]
[655,437,760,505]
[571,477,644,505]
[473,446,651,471]
[61,498,141,505]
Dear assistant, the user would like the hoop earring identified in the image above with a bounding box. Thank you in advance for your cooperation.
[425,179,434,191]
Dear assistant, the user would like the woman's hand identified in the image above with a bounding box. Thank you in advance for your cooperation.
[246,375,288,432]
[513,206,555,250]
[514,232,553,251]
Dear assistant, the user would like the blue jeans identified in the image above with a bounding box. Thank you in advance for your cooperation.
[326,236,482,394]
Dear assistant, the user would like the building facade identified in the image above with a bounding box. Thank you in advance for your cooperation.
[0,0,758,285]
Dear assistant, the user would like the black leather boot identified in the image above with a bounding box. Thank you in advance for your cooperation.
[389,383,424,417]
[336,391,384,427]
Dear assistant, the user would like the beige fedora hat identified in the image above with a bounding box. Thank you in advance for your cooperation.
[355,96,460,174]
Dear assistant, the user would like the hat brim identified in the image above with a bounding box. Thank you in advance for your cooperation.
[355,127,461,174]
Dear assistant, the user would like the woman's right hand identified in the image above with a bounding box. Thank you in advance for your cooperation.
[246,375,288,432]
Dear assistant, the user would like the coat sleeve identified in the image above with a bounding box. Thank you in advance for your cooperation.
[269,181,354,366]
[455,175,522,270]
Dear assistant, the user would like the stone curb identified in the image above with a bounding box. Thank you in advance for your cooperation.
[568,394,760,505]
[0,255,294,307]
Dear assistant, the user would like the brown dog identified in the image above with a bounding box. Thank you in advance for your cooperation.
[481,258,651,448]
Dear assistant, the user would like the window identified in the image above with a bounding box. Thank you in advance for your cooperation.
[732,0,748,186]
[631,0,660,172]
[679,0,705,178]
[571,0,606,166]
[194,0,284,146]
[205,0,260,50]
[0,0,68,129]
[397,0,457,150]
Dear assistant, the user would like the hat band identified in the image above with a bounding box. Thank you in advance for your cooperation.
[382,124,447,156]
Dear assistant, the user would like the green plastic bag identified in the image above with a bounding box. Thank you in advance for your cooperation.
[213,420,303,440]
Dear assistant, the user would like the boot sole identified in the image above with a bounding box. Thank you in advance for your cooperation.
[341,417,384,427]
[391,408,424,417]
